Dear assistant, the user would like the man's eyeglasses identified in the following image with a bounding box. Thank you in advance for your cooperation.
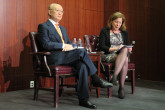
[50,9,64,13]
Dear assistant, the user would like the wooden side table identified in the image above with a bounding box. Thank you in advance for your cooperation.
[88,52,103,98]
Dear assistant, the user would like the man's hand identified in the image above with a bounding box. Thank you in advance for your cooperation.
[62,44,74,51]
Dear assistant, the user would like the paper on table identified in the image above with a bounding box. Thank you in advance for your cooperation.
[77,47,84,49]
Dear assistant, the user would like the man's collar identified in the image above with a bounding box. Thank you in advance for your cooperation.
[49,19,59,25]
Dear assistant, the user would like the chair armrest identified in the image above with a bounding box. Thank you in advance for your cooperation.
[30,52,51,56]
[30,51,52,76]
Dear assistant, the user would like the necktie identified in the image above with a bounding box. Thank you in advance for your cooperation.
[55,24,65,43]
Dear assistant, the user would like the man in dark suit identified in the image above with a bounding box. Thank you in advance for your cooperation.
[37,3,113,109]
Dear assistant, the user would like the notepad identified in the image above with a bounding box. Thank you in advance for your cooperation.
[116,45,133,53]
[125,45,133,48]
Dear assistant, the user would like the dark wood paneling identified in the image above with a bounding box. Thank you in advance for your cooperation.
[103,0,165,82]
[104,0,119,26]
[117,0,165,82]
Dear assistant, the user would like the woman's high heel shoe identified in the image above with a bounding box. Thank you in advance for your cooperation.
[118,88,125,99]
[110,75,119,86]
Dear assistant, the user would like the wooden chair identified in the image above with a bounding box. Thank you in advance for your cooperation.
[29,32,76,108]
[84,35,135,98]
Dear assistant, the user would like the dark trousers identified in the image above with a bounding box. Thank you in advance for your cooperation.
[63,49,97,99]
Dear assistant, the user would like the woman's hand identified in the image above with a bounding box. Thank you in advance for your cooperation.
[118,44,124,49]
[127,47,132,52]
[109,44,124,52]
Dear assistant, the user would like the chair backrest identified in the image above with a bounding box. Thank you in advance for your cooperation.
[83,35,100,52]
[29,32,51,76]
[29,32,38,53]
[29,32,40,70]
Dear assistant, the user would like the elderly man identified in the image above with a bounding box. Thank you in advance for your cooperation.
[37,3,113,109]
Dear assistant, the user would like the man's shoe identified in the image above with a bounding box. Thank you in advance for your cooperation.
[93,78,113,88]
[79,99,97,109]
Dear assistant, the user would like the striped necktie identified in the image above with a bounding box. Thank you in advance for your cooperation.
[55,24,65,43]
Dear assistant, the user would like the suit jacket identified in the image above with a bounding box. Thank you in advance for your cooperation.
[37,20,73,65]
[99,27,130,54]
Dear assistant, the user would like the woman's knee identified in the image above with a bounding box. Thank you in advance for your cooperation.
[123,47,128,52]
[120,47,128,54]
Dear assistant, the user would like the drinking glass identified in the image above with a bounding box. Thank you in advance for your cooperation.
[85,44,92,53]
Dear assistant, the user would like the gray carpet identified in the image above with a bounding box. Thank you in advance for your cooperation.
[0,80,165,110]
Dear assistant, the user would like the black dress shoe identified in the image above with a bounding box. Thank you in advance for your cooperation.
[79,99,97,109]
[118,88,125,99]
[93,78,113,88]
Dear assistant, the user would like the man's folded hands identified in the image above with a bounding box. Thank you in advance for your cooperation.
[62,44,74,51]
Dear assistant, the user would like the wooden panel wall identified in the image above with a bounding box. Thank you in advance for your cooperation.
[118,0,165,81]
[0,0,104,92]
[104,0,165,82]
[104,0,119,26]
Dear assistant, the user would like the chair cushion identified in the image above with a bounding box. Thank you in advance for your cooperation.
[102,62,135,70]
[128,63,135,69]
[49,65,73,75]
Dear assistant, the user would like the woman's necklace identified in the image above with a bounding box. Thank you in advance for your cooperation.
[111,29,120,34]
[111,30,122,44]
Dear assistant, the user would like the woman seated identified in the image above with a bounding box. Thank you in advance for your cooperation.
[99,12,132,99]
